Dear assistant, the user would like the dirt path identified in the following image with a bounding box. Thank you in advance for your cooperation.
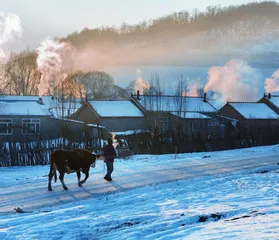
[0,153,278,214]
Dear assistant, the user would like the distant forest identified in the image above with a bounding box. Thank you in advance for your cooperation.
[62,1,279,51]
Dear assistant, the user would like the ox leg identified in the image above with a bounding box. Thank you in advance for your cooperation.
[80,171,89,185]
[48,168,56,191]
[59,172,68,190]
[77,171,82,187]
[48,173,53,191]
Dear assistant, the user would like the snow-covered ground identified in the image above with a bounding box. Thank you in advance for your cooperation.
[1,145,279,239]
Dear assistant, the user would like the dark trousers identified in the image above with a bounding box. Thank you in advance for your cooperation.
[105,161,114,179]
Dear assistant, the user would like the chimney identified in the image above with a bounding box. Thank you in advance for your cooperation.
[264,93,266,98]
[137,90,140,100]
[268,92,271,99]
[203,92,207,102]
[38,97,43,105]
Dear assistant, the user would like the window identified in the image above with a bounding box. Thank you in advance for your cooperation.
[0,119,13,135]
[160,116,168,133]
[22,119,40,134]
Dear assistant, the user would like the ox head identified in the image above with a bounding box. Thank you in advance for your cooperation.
[90,152,101,168]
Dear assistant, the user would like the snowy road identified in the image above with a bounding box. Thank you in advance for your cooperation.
[1,151,279,215]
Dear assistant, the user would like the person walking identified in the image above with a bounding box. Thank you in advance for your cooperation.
[103,138,116,181]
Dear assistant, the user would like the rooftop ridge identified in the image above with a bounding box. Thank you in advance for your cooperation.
[88,99,129,102]
[133,94,204,99]
[0,94,40,97]
[228,101,259,104]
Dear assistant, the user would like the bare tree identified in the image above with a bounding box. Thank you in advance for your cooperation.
[111,85,129,99]
[139,74,169,153]
[3,49,41,95]
[146,73,165,96]
[0,65,6,94]
[67,71,87,100]
[51,76,85,146]
[174,75,188,114]
[82,71,114,100]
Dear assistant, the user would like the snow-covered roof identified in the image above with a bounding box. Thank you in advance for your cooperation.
[207,99,224,110]
[0,101,52,116]
[88,100,144,117]
[0,95,82,117]
[111,129,150,136]
[0,95,39,102]
[229,103,279,119]
[42,96,82,109]
[171,112,211,119]
[0,95,82,107]
[134,95,216,113]
[49,108,80,118]
[49,117,84,124]
[87,123,106,129]
[268,96,279,109]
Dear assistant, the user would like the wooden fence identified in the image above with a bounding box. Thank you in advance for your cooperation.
[0,138,131,167]
[0,139,94,167]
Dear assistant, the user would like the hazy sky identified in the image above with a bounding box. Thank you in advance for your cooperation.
[1,0,256,38]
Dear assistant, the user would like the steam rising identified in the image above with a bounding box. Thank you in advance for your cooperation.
[182,83,198,97]
[0,12,23,63]
[265,69,279,93]
[134,68,150,94]
[36,39,74,96]
[204,59,262,103]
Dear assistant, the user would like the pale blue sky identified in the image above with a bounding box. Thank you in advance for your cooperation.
[1,0,256,37]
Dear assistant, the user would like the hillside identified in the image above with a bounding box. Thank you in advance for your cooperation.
[62,1,279,68]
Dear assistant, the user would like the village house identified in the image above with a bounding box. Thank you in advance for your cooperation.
[258,92,279,114]
[70,100,146,141]
[0,95,85,143]
[217,102,279,143]
[129,92,219,138]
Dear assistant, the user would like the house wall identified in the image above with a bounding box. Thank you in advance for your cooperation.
[217,104,245,121]
[72,105,100,124]
[101,117,145,132]
[182,119,210,138]
[0,116,85,142]
[240,119,279,131]
[51,118,86,142]
[72,104,146,132]
[0,116,59,142]
[165,114,214,138]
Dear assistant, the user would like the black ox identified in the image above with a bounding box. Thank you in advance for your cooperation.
[48,149,100,191]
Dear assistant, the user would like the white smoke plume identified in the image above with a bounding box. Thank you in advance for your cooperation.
[134,68,150,94]
[264,69,279,93]
[182,83,198,97]
[0,12,23,63]
[204,59,262,103]
[36,39,75,96]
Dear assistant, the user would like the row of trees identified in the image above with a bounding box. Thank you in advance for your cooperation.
[0,49,130,99]
[63,2,279,51]
[0,49,206,100]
